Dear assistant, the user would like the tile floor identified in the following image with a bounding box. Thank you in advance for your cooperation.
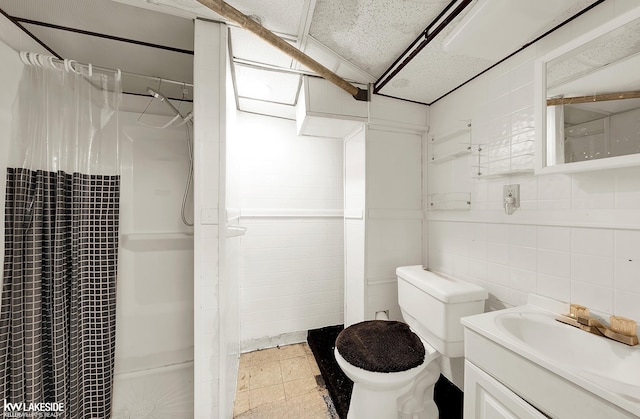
[233,343,338,418]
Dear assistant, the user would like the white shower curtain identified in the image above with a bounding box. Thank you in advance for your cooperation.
[9,54,121,174]
[0,53,122,419]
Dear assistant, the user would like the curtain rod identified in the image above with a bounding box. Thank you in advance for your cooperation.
[20,51,194,88]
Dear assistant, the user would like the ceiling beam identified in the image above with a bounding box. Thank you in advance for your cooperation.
[197,0,369,101]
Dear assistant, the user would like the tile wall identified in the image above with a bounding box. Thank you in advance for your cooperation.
[236,112,344,349]
[427,1,640,321]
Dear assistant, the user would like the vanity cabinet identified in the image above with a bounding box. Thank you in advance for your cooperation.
[464,361,547,419]
[463,327,638,419]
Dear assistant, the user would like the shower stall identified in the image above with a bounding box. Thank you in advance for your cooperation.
[111,102,195,418]
[0,19,237,418]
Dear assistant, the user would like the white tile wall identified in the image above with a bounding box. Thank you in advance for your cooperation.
[236,112,344,348]
[427,2,640,319]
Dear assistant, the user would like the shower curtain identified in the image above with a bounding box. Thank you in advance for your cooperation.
[0,56,122,418]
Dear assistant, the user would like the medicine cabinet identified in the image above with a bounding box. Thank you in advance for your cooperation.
[534,6,640,174]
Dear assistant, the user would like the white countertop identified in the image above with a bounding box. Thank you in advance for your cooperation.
[461,295,640,417]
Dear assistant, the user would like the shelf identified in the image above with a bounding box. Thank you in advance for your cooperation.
[428,193,471,211]
[430,123,472,144]
[429,122,472,166]
[429,146,472,164]
[473,168,534,179]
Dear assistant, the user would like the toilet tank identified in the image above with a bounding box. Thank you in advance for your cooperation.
[396,265,487,358]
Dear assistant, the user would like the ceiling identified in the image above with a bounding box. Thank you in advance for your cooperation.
[0,0,603,119]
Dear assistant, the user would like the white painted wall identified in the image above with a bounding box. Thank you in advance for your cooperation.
[343,125,424,327]
[344,128,366,327]
[220,46,241,419]
[363,127,423,322]
[193,19,227,417]
[427,2,640,323]
[236,112,344,349]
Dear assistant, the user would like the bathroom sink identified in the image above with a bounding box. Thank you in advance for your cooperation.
[495,311,640,401]
[462,295,640,417]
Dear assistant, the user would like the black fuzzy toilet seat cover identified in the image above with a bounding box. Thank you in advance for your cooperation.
[335,320,425,373]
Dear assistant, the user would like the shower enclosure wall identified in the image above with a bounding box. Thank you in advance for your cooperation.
[111,109,194,418]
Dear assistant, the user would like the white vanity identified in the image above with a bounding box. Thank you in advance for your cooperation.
[461,295,640,418]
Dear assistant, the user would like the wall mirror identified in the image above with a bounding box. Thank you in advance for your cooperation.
[535,7,640,174]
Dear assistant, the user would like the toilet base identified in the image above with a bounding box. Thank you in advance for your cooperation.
[398,361,440,419]
[343,358,441,419]
[346,381,413,419]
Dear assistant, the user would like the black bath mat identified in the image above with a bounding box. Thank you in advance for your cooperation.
[307,325,352,419]
[307,324,463,419]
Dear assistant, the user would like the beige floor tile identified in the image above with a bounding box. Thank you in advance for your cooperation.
[307,354,322,376]
[236,364,250,392]
[249,383,286,409]
[249,360,282,389]
[283,375,319,399]
[250,347,281,365]
[278,343,306,360]
[281,356,312,382]
[234,346,332,419]
[233,391,250,417]
[239,399,289,419]
[239,353,252,369]
[287,393,331,419]
[303,342,314,356]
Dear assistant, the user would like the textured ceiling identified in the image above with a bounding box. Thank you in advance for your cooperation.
[0,0,609,115]
[225,0,306,37]
[378,0,601,103]
[376,9,493,104]
[309,0,449,77]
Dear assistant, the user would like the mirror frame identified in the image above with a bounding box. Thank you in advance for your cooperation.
[535,6,640,175]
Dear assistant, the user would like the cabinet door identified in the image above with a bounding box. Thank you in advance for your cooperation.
[464,361,548,419]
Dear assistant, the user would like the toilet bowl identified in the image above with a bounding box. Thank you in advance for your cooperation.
[335,266,487,418]
[335,330,441,419]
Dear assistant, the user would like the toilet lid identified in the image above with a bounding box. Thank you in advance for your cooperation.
[335,320,425,373]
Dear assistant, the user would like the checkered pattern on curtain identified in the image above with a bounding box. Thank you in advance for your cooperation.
[0,167,120,419]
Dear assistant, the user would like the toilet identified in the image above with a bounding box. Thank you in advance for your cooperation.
[335,265,488,419]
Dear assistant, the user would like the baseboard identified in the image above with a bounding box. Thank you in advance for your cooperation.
[240,330,308,353]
